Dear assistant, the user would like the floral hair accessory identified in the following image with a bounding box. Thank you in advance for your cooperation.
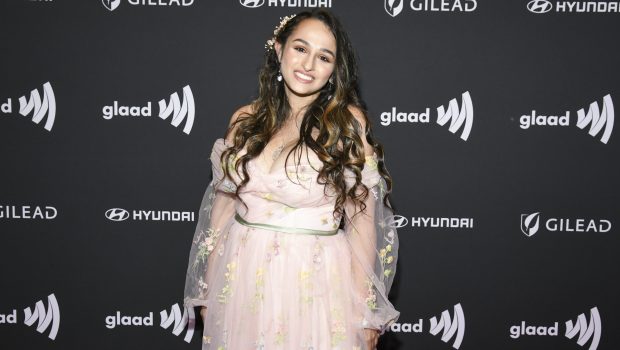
[265,14,297,51]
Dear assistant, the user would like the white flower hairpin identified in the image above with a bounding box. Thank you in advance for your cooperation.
[265,14,297,51]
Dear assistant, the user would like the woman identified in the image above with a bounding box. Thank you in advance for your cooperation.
[184,9,399,350]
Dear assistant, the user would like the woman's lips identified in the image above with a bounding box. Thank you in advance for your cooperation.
[293,70,314,83]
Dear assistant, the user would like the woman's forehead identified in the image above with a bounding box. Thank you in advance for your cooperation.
[289,18,336,51]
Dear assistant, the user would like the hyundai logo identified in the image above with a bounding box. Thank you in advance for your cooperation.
[527,0,553,14]
[239,0,264,8]
[105,208,130,221]
[386,215,409,228]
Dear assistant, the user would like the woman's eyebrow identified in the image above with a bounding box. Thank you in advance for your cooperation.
[292,38,336,58]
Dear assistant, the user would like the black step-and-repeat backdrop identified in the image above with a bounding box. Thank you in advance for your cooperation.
[1,1,619,349]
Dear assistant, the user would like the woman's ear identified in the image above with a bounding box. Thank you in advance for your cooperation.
[274,41,282,62]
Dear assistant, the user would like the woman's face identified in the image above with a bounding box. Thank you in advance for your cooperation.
[275,18,337,99]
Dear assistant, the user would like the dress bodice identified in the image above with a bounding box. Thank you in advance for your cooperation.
[210,138,381,232]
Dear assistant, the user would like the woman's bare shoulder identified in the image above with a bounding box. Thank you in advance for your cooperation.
[225,104,255,142]
[346,104,374,156]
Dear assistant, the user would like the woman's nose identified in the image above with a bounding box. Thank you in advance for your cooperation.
[302,54,314,71]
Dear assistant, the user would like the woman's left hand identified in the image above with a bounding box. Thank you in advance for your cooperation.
[363,328,380,349]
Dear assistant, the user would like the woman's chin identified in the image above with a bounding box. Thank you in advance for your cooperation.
[284,81,322,98]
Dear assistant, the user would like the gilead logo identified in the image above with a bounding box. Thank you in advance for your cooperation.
[385,0,404,17]
[520,212,612,237]
[386,0,477,16]
[103,0,194,11]
[0,205,58,220]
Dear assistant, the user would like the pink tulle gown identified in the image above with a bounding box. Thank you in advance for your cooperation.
[184,138,399,350]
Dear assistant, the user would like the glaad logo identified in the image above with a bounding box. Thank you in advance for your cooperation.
[429,303,465,349]
[0,205,58,220]
[106,311,153,328]
[565,307,601,350]
[103,0,194,11]
[240,0,332,8]
[1,82,56,131]
[105,207,195,222]
[520,212,611,237]
[385,0,477,16]
[160,303,195,343]
[105,304,195,343]
[381,91,474,141]
[527,0,553,13]
[576,94,614,144]
[158,85,195,134]
[23,293,61,340]
[102,0,121,11]
[519,94,614,144]
[385,0,404,17]
[437,91,474,141]
[102,85,195,134]
[526,0,620,14]
[388,303,465,349]
[510,307,601,350]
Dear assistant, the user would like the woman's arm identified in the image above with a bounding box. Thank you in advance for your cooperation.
[343,107,400,335]
[183,106,251,311]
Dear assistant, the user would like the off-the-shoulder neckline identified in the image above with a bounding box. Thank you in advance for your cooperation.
[213,137,378,163]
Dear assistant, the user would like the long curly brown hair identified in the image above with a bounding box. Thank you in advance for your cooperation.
[222,9,393,219]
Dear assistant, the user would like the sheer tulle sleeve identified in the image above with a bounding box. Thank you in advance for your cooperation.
[344,154,400,334]
[184,138,237,308]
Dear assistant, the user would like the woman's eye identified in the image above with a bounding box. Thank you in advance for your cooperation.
[294,47,306,53]
[320,56,330,63]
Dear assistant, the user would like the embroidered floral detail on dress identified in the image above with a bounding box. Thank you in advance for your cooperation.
[266,235,280,262]
[312,238,323,269]
[193,228,222,268]
[299,269,313,304]
[198,277,208,295]
[365,279,377,311]
[249,267,265,313]
[379,244,395,278]
[282,205,296,213]
[330,308,347,346]
[217,262,236,304]
[274,321,287,346]
[365,155,378,170]
[254,333,266,349]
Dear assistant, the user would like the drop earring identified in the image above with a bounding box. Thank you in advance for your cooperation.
[277,69,282,82]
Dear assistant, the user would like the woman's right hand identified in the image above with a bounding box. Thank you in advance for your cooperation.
[200,306,208,323]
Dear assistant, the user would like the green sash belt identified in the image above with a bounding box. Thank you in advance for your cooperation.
[234,213,338,236]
